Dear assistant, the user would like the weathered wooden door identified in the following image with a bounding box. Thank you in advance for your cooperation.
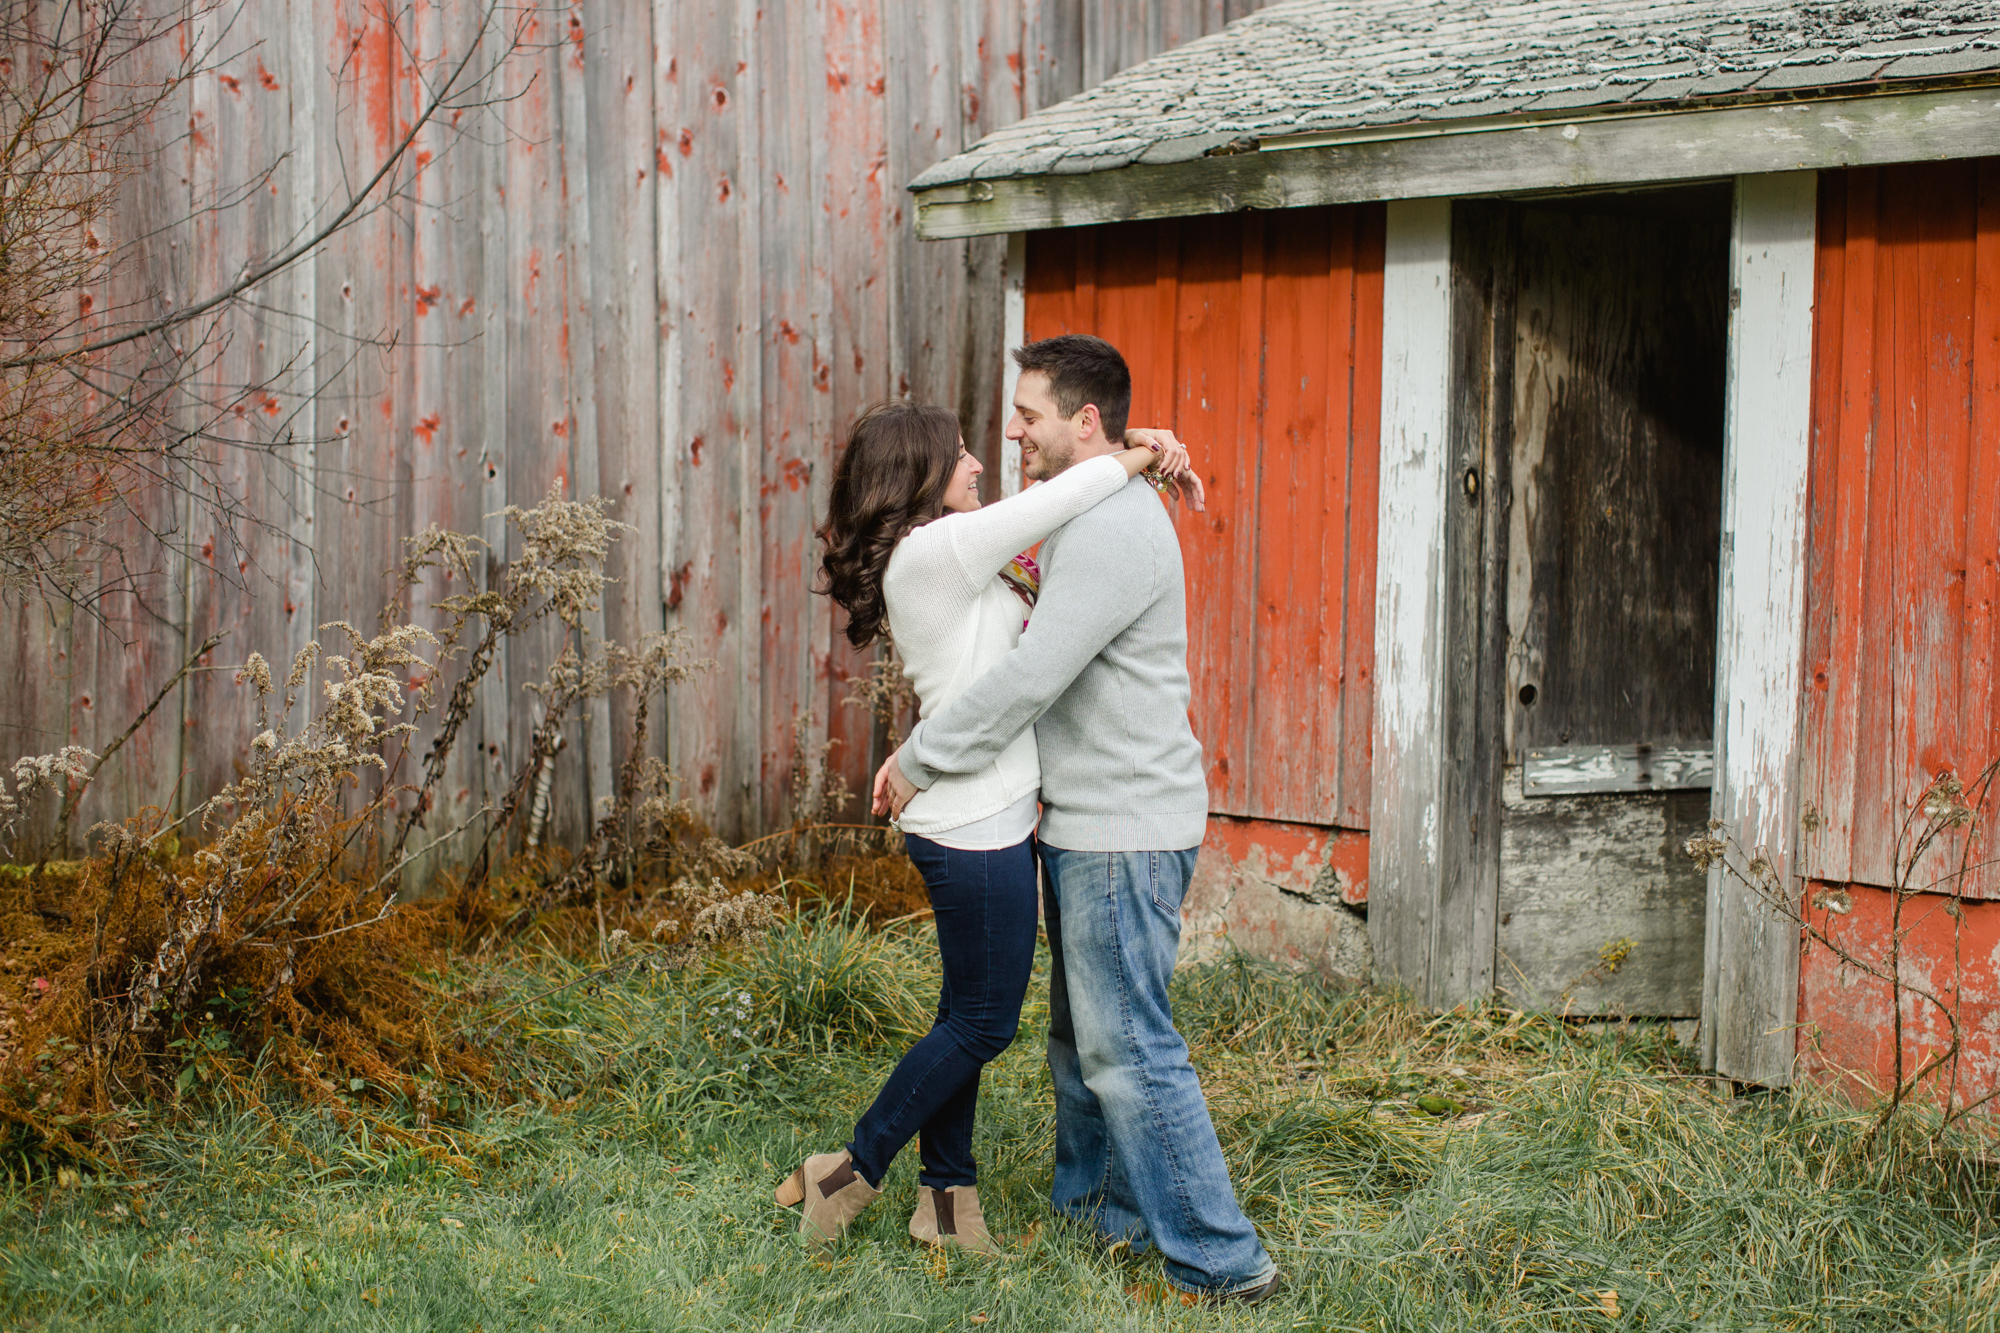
[1450,187,1731,1016]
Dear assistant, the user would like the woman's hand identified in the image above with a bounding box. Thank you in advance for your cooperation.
[1122,427,1190,479]
[1120,427,1206,512]
[873,748,917,819]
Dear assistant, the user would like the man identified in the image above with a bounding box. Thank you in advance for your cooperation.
[874,334,1280,1304]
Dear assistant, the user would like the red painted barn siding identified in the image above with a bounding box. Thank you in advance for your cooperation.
[1023,205,1385,836]
[1803,162,2000,899]
[1797,883,2000,1106]
[1798,161,2000,1102]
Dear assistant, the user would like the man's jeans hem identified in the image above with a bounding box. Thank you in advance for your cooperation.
[1053,1204,1275,1295]
[1162,1259,1280,1298]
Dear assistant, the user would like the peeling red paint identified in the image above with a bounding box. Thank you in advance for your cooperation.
[1798,881,2000,1110]
[458,297,475,317]
[415,413,440,443]
[354,0,401,162]
[777,319,800,345]
[218,72,241,96]
[666,560,693,610]
[414,283,442,315]
[690,436,704,465]
[782,457,810,492]
[258,60,279,91]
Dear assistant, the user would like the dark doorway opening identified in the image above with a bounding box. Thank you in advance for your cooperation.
[1446,183,1732,1016]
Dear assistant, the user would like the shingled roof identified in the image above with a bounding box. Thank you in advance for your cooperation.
[910,0,2000,189]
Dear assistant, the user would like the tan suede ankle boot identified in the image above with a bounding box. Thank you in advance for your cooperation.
[908,1185,1003,1256]
[780,1149,879,1246]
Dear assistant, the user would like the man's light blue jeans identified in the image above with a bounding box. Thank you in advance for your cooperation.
[1038,843,1276,1297]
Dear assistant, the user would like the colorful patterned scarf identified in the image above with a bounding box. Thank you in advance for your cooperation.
[999,552,1040,624]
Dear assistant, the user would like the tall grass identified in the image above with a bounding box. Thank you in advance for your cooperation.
[2,909,1996,1331]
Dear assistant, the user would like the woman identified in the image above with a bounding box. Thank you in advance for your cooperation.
[779,401,1193,1253]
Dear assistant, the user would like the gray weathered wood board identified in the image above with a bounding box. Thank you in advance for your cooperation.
[0,0,1270,858]
[1505,191,1728,759]
[1410,187,1726,1017]
[1496,769,1711,1016]
[1523,744,1714,797]
[1497,188,1727,1018]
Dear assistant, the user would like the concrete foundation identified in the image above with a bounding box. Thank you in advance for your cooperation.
[1183,814,1373,989]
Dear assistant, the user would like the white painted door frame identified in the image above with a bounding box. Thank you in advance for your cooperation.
[1702,171,1818,1087]
[1367,197,1457,1005]
[999,232,1027,497]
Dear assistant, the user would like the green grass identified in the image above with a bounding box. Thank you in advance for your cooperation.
[3,910,1998,1331]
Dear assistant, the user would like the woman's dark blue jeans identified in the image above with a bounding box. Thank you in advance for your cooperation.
[845,832,1039,1189]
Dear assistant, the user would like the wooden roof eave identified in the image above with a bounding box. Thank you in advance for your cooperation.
[912,82,2000,240]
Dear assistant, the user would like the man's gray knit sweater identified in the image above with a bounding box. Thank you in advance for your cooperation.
[897,473,1208,851]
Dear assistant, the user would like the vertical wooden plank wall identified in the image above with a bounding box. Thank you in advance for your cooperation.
[0,0,1271,856]
[1803,161,2000,900]
[1022,205,1384,832]
[1796,160,2000,1105]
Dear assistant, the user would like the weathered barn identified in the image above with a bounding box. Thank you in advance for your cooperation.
[0,1,1273,851]
[910,0,2000,1100]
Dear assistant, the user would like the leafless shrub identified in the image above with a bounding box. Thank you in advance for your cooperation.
[0,484,712,1163]
[1690,760,2000,1140]
[0,1,538,615]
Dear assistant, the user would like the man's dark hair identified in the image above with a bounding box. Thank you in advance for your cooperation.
[1012,334,1131,442]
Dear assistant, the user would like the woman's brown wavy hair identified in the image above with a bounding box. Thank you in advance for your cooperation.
[815,402,963,648]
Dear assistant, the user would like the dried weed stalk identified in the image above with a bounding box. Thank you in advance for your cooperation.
[1689,760,2000,1139]
[0,485,728,1166]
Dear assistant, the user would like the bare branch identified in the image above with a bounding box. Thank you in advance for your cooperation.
[1,0,522,371]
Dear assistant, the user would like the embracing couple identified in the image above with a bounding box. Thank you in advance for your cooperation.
[774,335,1279,1304]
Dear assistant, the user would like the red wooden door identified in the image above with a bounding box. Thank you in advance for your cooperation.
[1803,161,2000,899]
[1024,205,1385,828]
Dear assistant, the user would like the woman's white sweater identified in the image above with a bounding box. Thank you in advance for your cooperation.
[882,453,1130,838]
